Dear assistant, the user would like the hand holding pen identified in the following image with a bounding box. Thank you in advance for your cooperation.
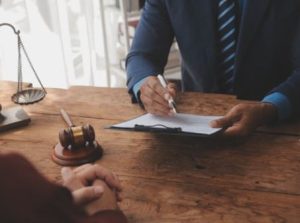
[157,74,177,114]
[139,75,177,116]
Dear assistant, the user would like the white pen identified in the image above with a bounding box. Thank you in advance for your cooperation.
[157,74,177,113]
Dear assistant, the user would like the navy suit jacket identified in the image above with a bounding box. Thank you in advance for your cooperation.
[126,0,300,116]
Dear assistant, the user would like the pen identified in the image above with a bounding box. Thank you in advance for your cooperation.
[157,74,177,113]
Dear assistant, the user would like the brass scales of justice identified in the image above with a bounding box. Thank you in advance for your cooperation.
[0,23,46,105]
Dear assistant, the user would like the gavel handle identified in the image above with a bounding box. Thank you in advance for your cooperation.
[60,109,75,127]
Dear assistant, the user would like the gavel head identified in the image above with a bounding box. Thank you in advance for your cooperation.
[59,124,95,149]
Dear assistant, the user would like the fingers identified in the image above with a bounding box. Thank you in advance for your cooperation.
[74,164,122,192]
[210,110,241,129]
[62,165,123,204]
[93,179,120,203]
[211,117,250,137]
[141,89,172,116]
[84,180,118,215]
[222,124,248,137]
[140,77,170,116]
[209,104,249,137]
[116,191,123,202]
[210,116,234,128]
[167,82,177,99]
[140,76,177,116]
[72,186,104,206]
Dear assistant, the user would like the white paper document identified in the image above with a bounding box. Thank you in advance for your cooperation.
[110,113,223,136]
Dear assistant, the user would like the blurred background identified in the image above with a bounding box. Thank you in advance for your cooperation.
[0,0,181,89]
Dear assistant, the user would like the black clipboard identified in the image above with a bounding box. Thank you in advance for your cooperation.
[109,113,223,137]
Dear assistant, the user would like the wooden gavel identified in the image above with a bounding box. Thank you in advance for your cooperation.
[52,109,103,166]
[59,109,96,150]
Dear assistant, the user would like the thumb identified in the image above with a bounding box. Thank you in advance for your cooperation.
[210,107,243,128]
[72,186,104,205]
[210,116,235,128]
[61,167,82,190]
[61,167,73,181]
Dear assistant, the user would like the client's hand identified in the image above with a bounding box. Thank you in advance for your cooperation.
[61,164,122,215]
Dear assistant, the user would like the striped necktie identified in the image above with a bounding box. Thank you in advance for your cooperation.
[217,0,238,93]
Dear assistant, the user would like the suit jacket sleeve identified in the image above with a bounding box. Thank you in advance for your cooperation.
[126,0,174,102]
[269,19,300,117]
[0,153,127,223]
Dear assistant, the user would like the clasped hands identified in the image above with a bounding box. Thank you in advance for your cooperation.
[61,163,122,216]
[139,76,277,137]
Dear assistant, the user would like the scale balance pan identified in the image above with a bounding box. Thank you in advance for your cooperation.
[11,89,46,105]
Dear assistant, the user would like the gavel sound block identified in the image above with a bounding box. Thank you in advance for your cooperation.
[52,110,103,166]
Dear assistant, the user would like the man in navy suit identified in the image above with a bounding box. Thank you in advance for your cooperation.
[126,0,300,136]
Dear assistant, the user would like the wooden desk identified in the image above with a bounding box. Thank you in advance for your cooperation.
[0,82,299,223]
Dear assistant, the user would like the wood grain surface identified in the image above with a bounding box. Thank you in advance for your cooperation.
[0,82,299,223]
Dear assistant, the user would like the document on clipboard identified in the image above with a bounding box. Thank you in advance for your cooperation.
[110,113,223,136]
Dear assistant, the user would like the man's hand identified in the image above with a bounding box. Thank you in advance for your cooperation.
[140,76,177,116]
[61,164,122,215]
[210,102,278,137]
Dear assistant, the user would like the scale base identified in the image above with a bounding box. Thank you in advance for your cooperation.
[52,142,103,166]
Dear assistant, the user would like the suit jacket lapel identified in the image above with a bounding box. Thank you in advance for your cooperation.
[235,0,271,74]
